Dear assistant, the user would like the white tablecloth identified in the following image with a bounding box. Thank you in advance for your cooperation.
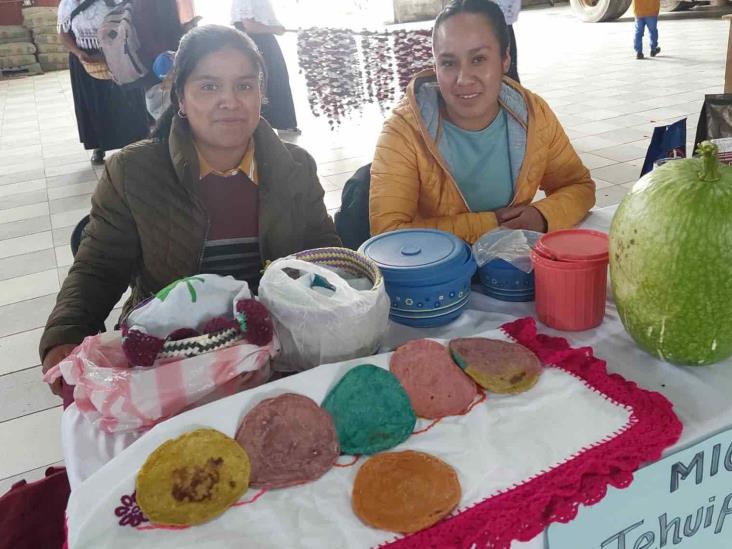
[65,324,642,549]
[61,207,732,548]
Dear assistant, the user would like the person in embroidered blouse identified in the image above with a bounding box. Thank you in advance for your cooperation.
[369,0,595,244]
[40,25,340,399]
[57,0,150,165]
[231,0,300,134]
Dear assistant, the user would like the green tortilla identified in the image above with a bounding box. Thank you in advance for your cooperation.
[322,364,416,455]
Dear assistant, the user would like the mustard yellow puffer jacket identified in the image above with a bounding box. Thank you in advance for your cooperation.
[369,71,596,244]
[632,0,660,18]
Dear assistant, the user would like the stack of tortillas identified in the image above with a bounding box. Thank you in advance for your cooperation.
[450,337,543,394]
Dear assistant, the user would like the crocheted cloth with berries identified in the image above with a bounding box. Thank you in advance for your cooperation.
[120,275,273,367]
[380,317,683,549]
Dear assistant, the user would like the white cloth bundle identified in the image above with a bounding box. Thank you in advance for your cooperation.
[124,274,250,338]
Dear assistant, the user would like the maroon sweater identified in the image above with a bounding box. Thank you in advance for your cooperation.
[198,170,262,284]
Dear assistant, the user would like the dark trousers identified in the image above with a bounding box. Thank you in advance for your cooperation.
[68,53,150,151]
[250,33,298,129]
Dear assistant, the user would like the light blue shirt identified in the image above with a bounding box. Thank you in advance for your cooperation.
[438,108,514,212]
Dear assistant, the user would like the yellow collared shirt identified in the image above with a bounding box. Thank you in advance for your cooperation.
[196,141,258,184]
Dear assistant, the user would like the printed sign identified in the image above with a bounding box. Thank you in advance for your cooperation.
[547,427,732,549]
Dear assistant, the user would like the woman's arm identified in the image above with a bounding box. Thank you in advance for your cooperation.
[369,117,500,244]
[39,154,141,367]
[58,30,103,63]
[530,97,596,231]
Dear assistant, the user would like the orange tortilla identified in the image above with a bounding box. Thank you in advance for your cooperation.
[352,450,461,533]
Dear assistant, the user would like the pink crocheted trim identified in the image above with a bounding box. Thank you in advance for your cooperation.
[380,317,683,549]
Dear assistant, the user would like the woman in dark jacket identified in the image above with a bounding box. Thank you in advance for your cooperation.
[41,25,341,395]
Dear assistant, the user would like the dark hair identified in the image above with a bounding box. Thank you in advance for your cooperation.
[433,0,509,57]
[152,25,267,141]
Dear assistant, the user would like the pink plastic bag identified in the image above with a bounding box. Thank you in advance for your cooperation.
[44,332,275,433]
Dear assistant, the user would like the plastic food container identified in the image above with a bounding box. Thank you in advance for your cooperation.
[359,229,477,327]
[531,229,609,331]
[474,229,542,302]
[479,258,535,301]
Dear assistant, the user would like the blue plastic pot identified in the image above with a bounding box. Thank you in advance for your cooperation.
[478,258,535,302]
[359,229,477,327]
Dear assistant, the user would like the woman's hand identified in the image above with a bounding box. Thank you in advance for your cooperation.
[42,344,77,397]
[495,205,547,232]
[58,31,102,65]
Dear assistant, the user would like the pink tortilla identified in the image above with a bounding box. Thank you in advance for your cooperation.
[235,393,339,489]
[390,339,477,419]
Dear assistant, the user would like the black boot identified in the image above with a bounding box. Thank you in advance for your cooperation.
[651,47,660,57]
[91,149,105,165]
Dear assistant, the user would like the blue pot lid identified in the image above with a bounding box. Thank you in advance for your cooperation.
[359,229,472,283]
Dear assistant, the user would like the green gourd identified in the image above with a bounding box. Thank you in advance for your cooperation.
[609,142,732,365]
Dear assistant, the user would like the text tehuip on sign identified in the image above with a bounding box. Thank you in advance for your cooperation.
[547,427,732,549]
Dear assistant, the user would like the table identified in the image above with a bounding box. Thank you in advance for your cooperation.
[61,206,732,548]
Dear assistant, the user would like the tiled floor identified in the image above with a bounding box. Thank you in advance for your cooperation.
[0,4,727,493]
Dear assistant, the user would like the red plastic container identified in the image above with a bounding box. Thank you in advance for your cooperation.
[531,229,609,331]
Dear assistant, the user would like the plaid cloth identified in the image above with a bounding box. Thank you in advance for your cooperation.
[44,331,276,434]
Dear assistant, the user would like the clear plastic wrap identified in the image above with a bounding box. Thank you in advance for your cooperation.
[258,258,390,372]
[43,332,275,433]
[472,228,543,272]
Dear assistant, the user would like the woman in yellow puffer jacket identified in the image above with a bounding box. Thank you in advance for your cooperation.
[369,0,596,244]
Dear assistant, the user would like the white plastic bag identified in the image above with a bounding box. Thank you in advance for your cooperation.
[145,83,171,121]
[258,258,390,372]
[472,228,542,272]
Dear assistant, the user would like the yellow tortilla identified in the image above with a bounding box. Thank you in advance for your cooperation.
[136,428,250,526]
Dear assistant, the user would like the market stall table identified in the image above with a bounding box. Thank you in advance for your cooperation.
[59,206,732,548]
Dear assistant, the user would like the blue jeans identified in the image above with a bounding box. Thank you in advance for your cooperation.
[634,16,659,53]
